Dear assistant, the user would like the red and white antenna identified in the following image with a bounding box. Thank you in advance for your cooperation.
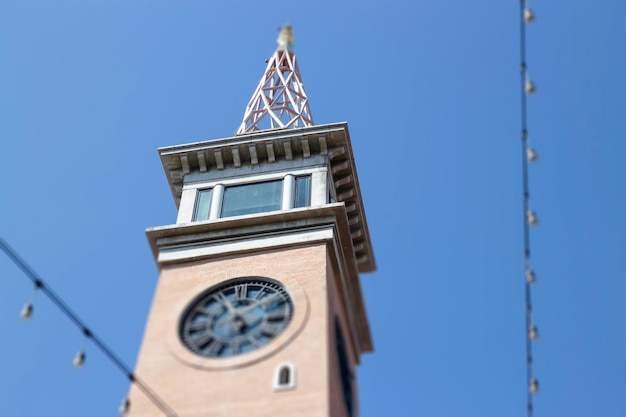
[235,25,314,135]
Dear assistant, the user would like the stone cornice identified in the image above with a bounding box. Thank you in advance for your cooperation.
[157,122,376,273]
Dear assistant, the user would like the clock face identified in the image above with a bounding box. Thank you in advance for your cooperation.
[179,278,293,358]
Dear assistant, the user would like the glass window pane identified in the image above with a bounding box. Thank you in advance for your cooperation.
[294,176,311,208]
[194,189,212,221]
[222,180,282,218]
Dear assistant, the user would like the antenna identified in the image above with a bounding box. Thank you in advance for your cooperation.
[236,26,314,134]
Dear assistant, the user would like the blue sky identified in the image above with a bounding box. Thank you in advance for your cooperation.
[1,1,625,416]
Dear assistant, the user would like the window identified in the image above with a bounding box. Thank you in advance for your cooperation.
[273,363,296,391]
[294,175,311,208]
[188,173,314,222]
[335,318,354,417]
[194,189,212,221]
[222,180,283,218]
[279,367,291,385]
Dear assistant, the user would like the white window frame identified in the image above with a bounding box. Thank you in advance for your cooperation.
[176,167,326,224]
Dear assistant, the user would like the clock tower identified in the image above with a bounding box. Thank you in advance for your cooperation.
[124,26,376,417]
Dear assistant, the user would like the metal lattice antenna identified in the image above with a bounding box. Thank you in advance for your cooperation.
[235,25,314,135]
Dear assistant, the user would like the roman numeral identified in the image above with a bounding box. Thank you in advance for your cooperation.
[190,332,214,349]
[193,306,211,316]
[187,320,207,331]
[214,292,229,305]
[261,323,281,337]
[235,284,248,300]
[214,292,235,313]
[247,335,260,347]
[265,309,287,321]
[206,339,224,356]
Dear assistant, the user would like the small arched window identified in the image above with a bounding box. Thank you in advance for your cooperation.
[273,363,296,391]
[279,366,290,385]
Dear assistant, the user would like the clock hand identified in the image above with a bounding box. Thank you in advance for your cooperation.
[237,293,281,315]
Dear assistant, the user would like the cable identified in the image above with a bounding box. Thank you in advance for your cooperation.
[0,238,178,417]
[518,1,539,416]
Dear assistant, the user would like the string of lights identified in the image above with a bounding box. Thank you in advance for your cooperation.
[0,238,178,417]
[518,1,539,416]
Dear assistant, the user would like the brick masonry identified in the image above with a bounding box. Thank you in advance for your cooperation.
[126,242,358,417]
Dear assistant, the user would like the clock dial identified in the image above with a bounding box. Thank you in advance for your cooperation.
[179,278,293,358]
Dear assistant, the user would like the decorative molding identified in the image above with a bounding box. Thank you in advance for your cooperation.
[249,144,258,165]
[197,150,207,172]
[215,150,224,170]
[301,138,310,158]
[266,142,275,163]
[157,123,376,274]
[232,147,241,168]
[283,140,292,160]
[180,154,190,174]
[319,135,327,155]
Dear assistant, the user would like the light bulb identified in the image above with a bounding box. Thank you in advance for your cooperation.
[524,8,536,23]
[527,210,539,225]
[20,302,33,320]
[73,351,86,369]
[118,398,130,416]
[525,79,537,95]
[529,377,539,394]
[528,325,539,341]
[525,269,536,284]
[526,147,538,162]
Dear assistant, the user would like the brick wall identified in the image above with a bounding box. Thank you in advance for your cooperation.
[126,243,337,417]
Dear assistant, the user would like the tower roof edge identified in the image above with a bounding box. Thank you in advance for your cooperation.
[157,122,376,274]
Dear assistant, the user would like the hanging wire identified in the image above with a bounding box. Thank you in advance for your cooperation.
[0,238,178,417]
[519,1,539,416]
